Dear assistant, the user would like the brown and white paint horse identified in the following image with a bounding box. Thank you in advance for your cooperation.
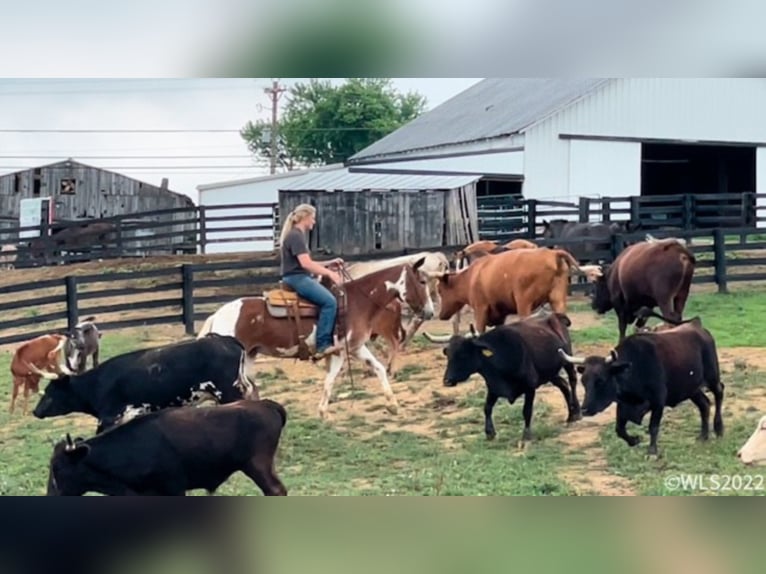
[197,259,434,418]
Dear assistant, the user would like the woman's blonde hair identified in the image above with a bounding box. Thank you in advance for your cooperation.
[278,203,316,246]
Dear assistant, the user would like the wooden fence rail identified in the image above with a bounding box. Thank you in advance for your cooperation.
[1,227,766,346]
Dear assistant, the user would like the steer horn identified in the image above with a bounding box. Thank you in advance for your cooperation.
[422,331,453,343]
[26,362,61,380]
[65,433,75,451]
[605,349,618,364]
[558,348,586,365]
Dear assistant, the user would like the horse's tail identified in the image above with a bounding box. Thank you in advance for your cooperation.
[197,313,215,339]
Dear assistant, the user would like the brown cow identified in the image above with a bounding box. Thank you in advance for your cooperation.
[10,334,77,415]
[423,248,589,342]
[452,239,538,269]
[591,238,696,342]
[197,261,433,418]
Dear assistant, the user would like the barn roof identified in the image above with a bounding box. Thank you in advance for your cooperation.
[348,78,611,163]
[278,167,481,192]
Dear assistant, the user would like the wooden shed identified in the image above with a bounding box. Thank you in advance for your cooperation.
[278,168,481,255]
[0,159,196,254]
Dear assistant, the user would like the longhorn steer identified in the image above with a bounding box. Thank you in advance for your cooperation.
[32,334,257,433]
[591,237,696,342]
[46,399,288,496]
[440,312,581,444]
[559,308,724,456]
[9,334,77,415]
[424,247,601,342]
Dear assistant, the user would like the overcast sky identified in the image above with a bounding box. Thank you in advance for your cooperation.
[0,78,481,204]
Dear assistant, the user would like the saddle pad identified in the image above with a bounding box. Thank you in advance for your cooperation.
[265,289,316,309]
[265,301,318,318]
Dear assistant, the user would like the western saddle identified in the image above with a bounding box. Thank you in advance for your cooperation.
[263,281,346,360]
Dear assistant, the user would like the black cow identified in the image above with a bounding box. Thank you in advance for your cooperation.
[559,308,724,456]
[541,219,638,263]
[46,399,288,497]
[440,313,581,443]
[32,334,258,433]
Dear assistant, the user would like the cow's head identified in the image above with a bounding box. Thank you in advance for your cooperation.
[441,333,493,387]
[559,349,630,416]
[431,273,465,320]
[47,434,92,496]
[63,330,86,372]
[589,266,613,314]
[541,219,569,239]
[737,415,766,466]
[33,376,85,419]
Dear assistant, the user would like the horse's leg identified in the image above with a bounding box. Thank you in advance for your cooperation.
[318,353,346,420]
[401,315,423,349]
[356,344,398,415]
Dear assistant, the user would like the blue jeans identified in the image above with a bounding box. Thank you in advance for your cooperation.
[282,273,338,351]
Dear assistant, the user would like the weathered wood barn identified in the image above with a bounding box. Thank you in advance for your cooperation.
[0,159,196,254]
[277,167,479,255]
[0,159,194,219]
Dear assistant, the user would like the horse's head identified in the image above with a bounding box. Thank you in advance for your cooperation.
[384,257,434,320]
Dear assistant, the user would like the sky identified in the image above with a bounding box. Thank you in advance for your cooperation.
[0,78,481,204]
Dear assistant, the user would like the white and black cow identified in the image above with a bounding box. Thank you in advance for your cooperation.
[32,334,258,433]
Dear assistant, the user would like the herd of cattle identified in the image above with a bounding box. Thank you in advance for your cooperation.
[5,222,766,496]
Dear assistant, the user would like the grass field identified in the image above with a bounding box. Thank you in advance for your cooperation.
[1,288,765,496]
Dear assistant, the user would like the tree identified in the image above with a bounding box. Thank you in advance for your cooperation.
[240,78,427,169]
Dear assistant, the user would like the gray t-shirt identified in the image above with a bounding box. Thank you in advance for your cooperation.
[280,227,309,276]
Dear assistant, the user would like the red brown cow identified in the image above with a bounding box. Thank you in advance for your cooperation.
[424,248,593,342]
[591,238,696,342]
[10,334,76,415]
[453,239,539,269]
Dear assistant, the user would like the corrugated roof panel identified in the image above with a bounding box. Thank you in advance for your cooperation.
[278,169,481,191]
[349,78,611,162]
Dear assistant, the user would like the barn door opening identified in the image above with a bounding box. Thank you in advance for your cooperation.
[641,143,756,227]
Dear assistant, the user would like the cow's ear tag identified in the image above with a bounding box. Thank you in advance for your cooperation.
[481,349,494,358]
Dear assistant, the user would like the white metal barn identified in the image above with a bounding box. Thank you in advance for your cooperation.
[347,78,766,217]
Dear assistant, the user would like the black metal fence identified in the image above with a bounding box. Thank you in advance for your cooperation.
[477,192,763,241]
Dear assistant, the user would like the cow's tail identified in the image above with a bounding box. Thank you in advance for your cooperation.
[197,313,216,339]
[636,306,698,327]
[553,249,580,273]
[236,350,259,400]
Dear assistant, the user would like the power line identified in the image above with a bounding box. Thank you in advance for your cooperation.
[0,127,381,133]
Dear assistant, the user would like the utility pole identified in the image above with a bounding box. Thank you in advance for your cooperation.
[264,79,287,174]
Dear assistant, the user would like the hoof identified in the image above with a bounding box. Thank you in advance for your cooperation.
[485,432,496,441]
[697,433,710,442]
[516,440,527,450]
[567,412,582,424]
[385,402,399,415]
[626,436,641,447]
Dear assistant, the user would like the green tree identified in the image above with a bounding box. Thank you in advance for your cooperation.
[241,78,427,169]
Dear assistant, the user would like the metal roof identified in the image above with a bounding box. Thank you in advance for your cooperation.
[278,168,481,192]
[348,78,611,163]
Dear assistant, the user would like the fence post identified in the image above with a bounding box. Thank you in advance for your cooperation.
[682,194,694,230]
[65,275,79,330]
[578,197,590,223]
[526,199,537,239]
[713,229,728,294]
[610,233,624,261]
[115,220,124,258]
[181,264,195,335]
[198,205,207,254]
[629,196,640,228]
